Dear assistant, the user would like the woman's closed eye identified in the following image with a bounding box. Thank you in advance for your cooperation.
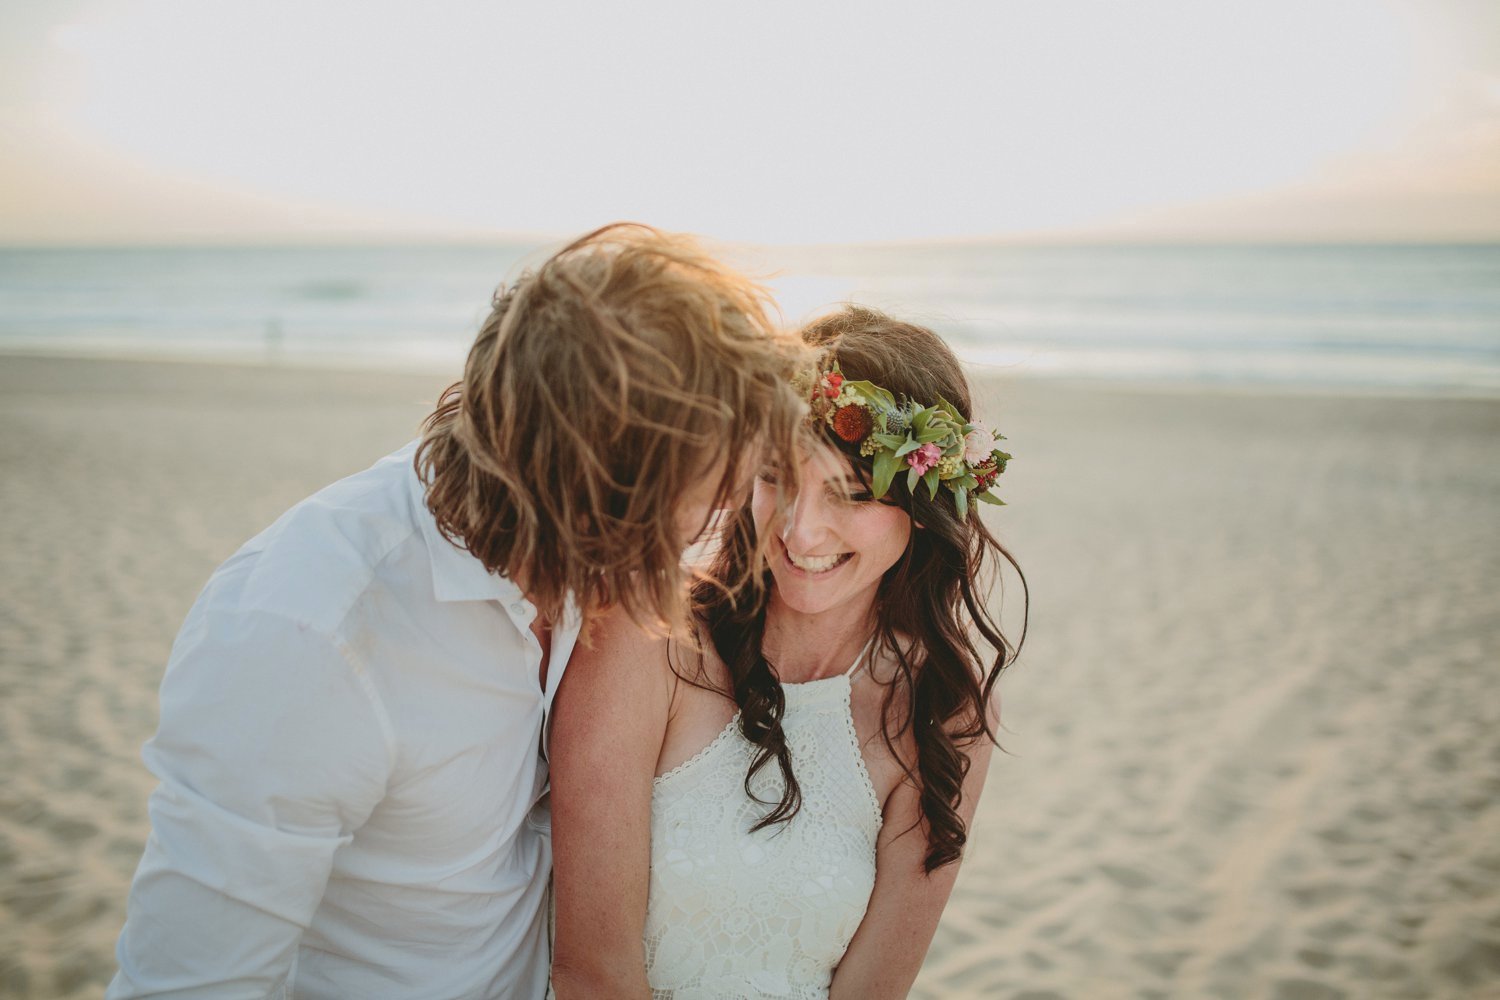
[829,486,875,505]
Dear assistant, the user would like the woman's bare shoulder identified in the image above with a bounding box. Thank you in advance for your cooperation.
[578,603,670,646]
[861,633,999,750]
[566,605,676,693]
[659,622,741,727]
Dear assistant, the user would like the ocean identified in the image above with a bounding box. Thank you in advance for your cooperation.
[1,242,1496,395]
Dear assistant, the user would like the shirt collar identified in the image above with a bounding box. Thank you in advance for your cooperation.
[406,455,526,606]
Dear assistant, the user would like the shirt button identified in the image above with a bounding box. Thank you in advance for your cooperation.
[511,602,526,615]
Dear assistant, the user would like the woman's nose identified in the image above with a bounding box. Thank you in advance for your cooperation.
[778,491,830,549]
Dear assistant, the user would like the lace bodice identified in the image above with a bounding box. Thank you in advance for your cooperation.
[644,650,883,1000]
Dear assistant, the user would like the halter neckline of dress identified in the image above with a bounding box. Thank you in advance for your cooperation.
[651,634,879,790]
[777,634,877,688]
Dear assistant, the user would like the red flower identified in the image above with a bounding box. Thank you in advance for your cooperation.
[831,404,873,443]
[820,372,844,399]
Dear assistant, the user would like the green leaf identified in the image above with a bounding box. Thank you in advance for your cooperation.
[906,465,920,493]
[872,448,900,499]
[934,395,963,423]
[954,487,969,519]
[872,433,905,450]
[958,475,978,490]
[893,437,923,458]
[844,379,895,408]
[922,468,940,498]
[976,490,1006,506]
[916,426,950,444]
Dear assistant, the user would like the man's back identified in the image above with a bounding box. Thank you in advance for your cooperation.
[109,444,578,999]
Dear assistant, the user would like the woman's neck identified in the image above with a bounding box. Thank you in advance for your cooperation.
[761,590,879,683]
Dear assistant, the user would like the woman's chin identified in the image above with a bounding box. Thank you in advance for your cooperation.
[770,572,865,620]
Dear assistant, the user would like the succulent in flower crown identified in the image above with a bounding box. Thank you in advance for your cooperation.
[796,362,1011,518]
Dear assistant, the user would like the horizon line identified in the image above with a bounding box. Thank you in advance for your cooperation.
[2,234,1498,252]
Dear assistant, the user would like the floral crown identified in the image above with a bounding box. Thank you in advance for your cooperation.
[795,364,1011,518]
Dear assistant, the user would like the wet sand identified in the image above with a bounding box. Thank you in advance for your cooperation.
[1,355,1496,998]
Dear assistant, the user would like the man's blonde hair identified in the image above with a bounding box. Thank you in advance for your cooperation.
[416,223,804,626]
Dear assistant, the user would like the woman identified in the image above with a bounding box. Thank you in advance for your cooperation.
[550,306,1026,999]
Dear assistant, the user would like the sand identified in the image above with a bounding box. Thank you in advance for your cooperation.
[1,355,1497,999]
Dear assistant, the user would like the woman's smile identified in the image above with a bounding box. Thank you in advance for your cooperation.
[781,543,853,576]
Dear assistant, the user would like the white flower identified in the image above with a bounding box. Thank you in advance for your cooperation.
[963,422,995,464]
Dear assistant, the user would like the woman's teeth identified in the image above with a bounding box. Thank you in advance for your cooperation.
[787,550,850,573]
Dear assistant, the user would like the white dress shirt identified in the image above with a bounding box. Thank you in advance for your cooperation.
[107,442,581,1000]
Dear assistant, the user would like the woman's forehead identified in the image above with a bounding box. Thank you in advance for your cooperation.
[801,443,864,483]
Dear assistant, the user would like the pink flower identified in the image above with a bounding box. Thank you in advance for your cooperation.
[963,422,994,464]
[906,443,942,475]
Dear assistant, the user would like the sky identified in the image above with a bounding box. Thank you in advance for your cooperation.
[0,0,1496,245]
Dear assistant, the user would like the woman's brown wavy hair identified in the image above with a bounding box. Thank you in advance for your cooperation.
[417,223,805,628]
[693,305,1028,873]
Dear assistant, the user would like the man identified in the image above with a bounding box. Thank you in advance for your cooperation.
[107,224,803,999]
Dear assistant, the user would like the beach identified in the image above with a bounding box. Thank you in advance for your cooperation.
[1,355,1497,999]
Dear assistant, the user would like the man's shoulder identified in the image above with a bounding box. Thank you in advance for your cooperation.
[200,443,428,636]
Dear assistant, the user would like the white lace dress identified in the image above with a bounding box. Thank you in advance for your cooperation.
[644,645,884,999]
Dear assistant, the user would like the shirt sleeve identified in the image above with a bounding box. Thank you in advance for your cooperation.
[107,606,395,999]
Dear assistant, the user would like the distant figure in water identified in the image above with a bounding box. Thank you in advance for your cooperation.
[264,318,283,363]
